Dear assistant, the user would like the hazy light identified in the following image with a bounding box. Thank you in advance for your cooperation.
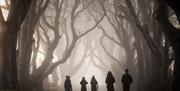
[0,0,5,5]
[0,0,9,20]
[32,1,125,91]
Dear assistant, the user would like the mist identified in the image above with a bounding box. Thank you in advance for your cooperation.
[0,0,180,91]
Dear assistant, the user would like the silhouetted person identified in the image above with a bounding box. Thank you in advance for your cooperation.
[80,77,88,91]
[90,75,98,91]
[121,69,133,91]
[64,76,72,91]
[106,71,115,91]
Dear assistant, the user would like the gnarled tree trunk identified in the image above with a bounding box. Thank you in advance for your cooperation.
[0,0,32,89]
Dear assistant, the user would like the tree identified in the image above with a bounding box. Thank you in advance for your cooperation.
[0,0,32,89]
[17,0,105,90]
[156,0,180,91]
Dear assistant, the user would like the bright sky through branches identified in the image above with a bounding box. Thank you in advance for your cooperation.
[0,0,5,5]
[0,0,9,20]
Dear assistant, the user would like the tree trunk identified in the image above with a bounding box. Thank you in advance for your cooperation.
[3,31,18,89]
[172,41,180,91]
[0,28,9,89]
[19,78,43,91]
[0,0,32,89]
[157,0,180,91]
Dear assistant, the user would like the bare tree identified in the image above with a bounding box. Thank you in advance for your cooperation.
[17,0,105,90]
[0,0,32,89]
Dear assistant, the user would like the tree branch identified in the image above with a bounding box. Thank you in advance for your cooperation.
[36,0,103,81]
[91,55,108,73]
[39,21,51,45]
[32,0,63,80]
[42,15,55,30]
[97,25,123,46]
[125,0,162,56]
[31,30,41,71]
[69,47,90,76]
[70,0,81,38]
[75,0,96,18]
[39,39,77,81]
[90,2,125,45]
[39,0,51,14]
[92,52,110,70]
[100,36,122,66]
[78,13,105,38]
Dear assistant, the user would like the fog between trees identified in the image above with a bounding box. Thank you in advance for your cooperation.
[0,0,180,91]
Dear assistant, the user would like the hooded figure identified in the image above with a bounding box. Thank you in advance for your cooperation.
[80,77,88,91]
[64,76,72,91]
[121,69,133,91]
[106,71,115,91]
[90,75,98,91]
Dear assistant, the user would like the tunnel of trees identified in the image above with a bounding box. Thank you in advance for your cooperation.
[0,0,179,91]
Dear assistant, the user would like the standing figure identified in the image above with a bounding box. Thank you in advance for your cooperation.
[90,75,98,91]
[106,71,115,91]
[64,76,72,91]
[121,69,133,91]
[80,77,88,91]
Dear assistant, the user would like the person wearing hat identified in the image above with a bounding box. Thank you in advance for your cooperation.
[90,75,98,91]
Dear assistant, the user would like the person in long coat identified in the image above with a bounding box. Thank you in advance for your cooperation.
[90,75,98,91]
[106,71,115,91]
[80,77,88,91]
[64,76,72,91]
